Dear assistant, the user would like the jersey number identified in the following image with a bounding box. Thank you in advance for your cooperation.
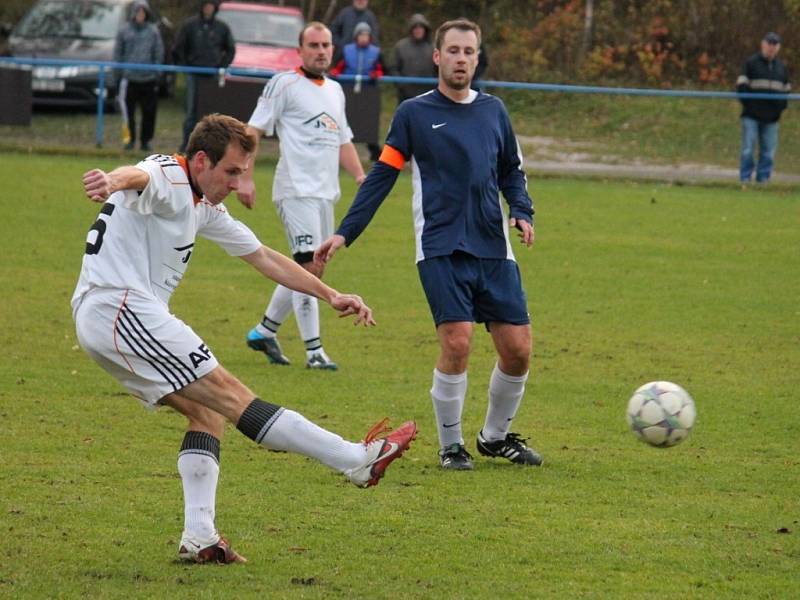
[85,203,116,255]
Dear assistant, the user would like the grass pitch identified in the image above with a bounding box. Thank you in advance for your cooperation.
[1,152,798,598]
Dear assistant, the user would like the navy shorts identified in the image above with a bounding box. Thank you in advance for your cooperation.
[417,252,530,326]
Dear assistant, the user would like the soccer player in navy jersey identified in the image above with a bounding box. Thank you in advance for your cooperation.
[316,19,543,470]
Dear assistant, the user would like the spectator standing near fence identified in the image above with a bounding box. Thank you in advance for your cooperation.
[330,22,384,161]
[391,13,436,104]
[114,0,164,151]
[736,32,791,186]
[173,0,235,152]
[330,0,379,63]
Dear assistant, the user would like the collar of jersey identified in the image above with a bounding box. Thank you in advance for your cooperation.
[296,66,326,86]
[174,154,203,204]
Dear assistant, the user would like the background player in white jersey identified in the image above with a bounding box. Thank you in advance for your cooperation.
[316,20,542,471]
[237,22,366,371]
[73,114,416,564]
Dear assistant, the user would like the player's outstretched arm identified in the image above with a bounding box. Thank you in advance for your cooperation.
[82,166,150,202]
[241,245,375,326]
[236,125,263,209]
[314,234,347,266]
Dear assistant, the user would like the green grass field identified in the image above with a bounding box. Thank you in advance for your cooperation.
[1,152,798,598]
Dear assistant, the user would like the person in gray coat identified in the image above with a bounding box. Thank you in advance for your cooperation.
[114,0,164,151]
[391,13,436,103]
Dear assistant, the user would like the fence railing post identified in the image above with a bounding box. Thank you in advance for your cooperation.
[95,66,106,148]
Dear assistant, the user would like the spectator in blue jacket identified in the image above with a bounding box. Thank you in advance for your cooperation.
[114,0,164,151]
[330,23,384,161]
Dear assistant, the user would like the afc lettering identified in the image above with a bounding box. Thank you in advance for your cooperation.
[294,234,314,246]
[189,343,213,368]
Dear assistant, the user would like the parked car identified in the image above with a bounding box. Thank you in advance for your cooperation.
[7,0,174,108]
[216,2,303,78]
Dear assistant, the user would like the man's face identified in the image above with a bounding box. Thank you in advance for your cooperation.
[202,2,215,19]
[195,143,251,205]
[356,32,371,47]
[298,27,333,75]
[353,0,368,9]
[761,40,780,60]
[134,7,147,24]
[411,24,426,41]
[433,29,479,91]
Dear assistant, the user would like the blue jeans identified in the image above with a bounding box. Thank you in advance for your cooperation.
[740,117,779,183]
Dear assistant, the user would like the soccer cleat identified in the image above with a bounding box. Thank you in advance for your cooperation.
[439,443,474,470]
[345,418,417,488]
[476,430,543,466]
[178,535,247,564]
[305,349,338,371]
[247,328,290,365]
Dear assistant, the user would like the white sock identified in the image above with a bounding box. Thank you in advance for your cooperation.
[178,452,219,544]
[256,285,295,337]
[292,293,321,351]
[482,364,528,441]
[430,368,467,448]
[260,409,366,472]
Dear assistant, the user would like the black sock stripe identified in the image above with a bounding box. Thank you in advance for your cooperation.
[115,315,181,391]
[237,398,284,443]
[117,310,188,388]
[180,431,220,463]
[122,304,195,377]
[261,316,281,332]
[304,337,321,351]
[120,305,196,385]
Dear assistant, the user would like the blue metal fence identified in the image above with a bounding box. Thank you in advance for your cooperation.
[1,56,796,147]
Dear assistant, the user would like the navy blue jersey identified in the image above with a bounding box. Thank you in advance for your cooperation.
[337,89,533,262]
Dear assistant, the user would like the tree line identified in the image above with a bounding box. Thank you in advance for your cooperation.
[2,0,796,87]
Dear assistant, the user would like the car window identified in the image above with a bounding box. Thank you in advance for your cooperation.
[14,0,125,40]
[216,9,303,48]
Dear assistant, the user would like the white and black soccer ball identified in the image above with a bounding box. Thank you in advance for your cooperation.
[626,381,696,447]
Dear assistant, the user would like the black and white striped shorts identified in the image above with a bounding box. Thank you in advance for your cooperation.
[74,288,218,408]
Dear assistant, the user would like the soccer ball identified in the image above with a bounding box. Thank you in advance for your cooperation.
[626,381,696,447]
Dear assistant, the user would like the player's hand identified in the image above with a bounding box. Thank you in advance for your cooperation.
[355,174,366,186]
[509,217,534,247]
[314,234,346,265]
[330,293,376,327]
[83,169,113,202]
[237,177,256,209]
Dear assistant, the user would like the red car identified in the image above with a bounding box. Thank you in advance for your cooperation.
[216,2,303,76]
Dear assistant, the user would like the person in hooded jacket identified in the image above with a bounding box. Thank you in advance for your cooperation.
[173,0,236,152]
[391,13,436,103]
[114,0,164,151]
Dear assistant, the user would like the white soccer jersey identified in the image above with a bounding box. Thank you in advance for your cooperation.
[249,69,353,203]
[71,154,262,315]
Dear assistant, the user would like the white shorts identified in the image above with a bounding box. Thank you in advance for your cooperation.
[74,288,218,409]
[275,197,335,259]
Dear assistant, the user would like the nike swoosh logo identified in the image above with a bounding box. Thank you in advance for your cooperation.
[442,421,460,428]
[368,440,400,465]
[432,122,447,129]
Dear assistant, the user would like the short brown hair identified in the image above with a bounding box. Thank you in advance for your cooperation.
[434,19,481,50]
[299,21,331,47]
[185,114,256,164]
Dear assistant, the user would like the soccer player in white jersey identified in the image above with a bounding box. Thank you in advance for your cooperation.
[72,114,416,564]
[317,20,542,471]
[237,22,366,371]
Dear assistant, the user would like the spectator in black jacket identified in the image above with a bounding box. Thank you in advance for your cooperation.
[736,32,791,185]
[173,0,236,152]
[330,0,379,63]
[391,13,436,103]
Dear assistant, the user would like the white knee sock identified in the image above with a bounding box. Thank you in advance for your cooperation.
[178,450,219,544]
[260,409,366,472]
[292,293,321,352]
[255,285,294,337]
[430,368,467,448]
[482,364,528,441]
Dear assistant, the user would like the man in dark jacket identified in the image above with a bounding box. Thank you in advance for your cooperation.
[330,0,379,63]
[736,32,791,184]
[173,0,236,152]
[114,0,164,151]
[391,13,436,103]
